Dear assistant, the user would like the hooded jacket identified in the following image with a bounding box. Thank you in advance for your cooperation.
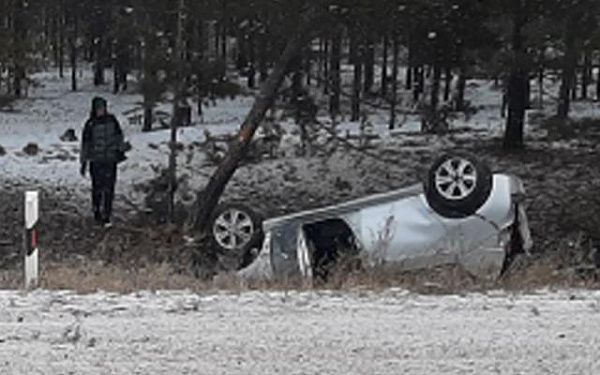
[80,97,125,164]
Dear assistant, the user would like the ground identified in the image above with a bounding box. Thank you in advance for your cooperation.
[1,289,599,374]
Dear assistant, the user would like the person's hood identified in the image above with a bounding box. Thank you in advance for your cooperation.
[91,97,108,119]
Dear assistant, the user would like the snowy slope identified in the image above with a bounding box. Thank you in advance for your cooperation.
[1,67,597,210]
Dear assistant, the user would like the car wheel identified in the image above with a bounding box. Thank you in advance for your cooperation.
[425,153,493,219]
[209,202,264,270]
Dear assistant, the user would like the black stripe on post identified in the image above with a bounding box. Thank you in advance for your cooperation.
[25,224,38,257]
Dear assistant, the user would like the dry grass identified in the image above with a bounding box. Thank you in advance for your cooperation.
[0,262,210,294]
[0,261,590,296]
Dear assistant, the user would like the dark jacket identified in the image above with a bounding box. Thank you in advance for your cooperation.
[81,110,125,164]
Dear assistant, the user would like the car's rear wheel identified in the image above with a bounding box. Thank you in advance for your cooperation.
[425,153,493,219]
[209,203,263,270]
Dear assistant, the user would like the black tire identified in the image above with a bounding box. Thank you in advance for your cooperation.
[424,153,493,219]
[208,202,264,270]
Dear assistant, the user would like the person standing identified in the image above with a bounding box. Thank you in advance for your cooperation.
[80,97,126,227]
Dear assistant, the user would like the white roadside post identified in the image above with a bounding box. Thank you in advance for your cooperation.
[24,191,40,289]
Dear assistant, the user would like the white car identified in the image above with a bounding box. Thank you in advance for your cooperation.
[208,154,532,281]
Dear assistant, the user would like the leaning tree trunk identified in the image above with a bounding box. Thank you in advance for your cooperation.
[193,12,318,233]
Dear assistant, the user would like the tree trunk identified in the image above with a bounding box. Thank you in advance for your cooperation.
[351,30,362,122]
[525,74,531,108]
[247,30,256,89]
[323,38,329,95]
[503,10,527,150]
[329,27,341,118]
[52,12,59,68]
[258,29,268,82]
[389,34,399,130]
[168,0,185,223]
[381,33,389,98]
[405,39,413,90]
[220,0,228,61]
[557,32,576,119]
[537,67,543,108]
[317,38,324,88]
[596,67,600,101]
[413,66,424,102]
[94,40,105,85]
[363,34,375,95]
[431,64,441,110]
[69,8,78,92]
[291,55,303,98]
[456,65,466,111]
[571,69,577,101]
[305,48,312,86]
[12,0,26,98]
[582,50,590,100]
[193,13,318,233]
[143,104,153,132]
[443,67,452,102]
[58,0,65,78]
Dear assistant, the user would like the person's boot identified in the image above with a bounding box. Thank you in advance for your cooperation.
[93,209,103,224]
[103,215,113,229]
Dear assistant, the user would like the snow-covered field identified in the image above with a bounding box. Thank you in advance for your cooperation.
[0,68,510,198]
[1,289,599,374]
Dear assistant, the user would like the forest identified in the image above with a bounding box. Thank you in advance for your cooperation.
[1,0,599,146]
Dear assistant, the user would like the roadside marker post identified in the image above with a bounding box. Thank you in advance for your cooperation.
[24,191,40,290]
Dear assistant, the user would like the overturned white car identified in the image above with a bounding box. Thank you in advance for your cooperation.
[208,154,532,281]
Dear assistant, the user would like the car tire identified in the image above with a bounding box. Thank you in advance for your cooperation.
[209,202,264,270]
[425,153,493,219]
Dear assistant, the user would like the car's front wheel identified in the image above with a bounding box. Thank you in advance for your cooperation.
[425,153,493,219]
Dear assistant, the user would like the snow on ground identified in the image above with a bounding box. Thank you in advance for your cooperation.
[1,67,598,212]
[0,68,505,193]
[0,68,257,201]
[0,289,599,374]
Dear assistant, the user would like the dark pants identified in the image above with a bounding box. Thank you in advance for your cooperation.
[90,162,117,221]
